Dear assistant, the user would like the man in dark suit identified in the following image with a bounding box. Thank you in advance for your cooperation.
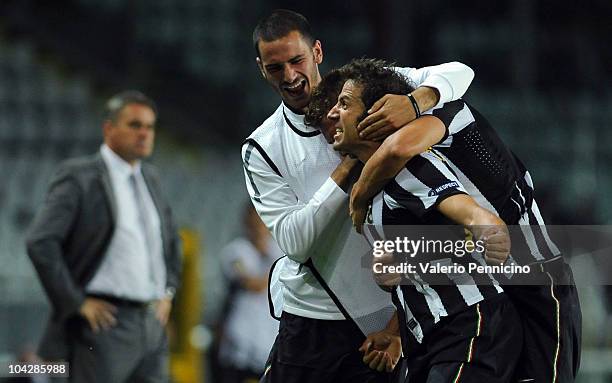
[26,90,182,382]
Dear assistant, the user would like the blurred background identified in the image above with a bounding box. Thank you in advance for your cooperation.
[0,0,610,382]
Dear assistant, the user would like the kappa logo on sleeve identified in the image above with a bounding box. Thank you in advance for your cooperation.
[408,318,418,330]
[428,181,460,197]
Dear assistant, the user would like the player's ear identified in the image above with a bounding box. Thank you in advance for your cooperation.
[256,57,267,79]
[102,119,113,138]
[313,40,323,64]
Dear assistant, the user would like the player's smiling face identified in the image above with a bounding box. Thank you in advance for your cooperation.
[327,80,365,153]
[256,30,323,113]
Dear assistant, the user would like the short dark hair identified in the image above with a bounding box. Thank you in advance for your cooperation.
[305,58,415,127]
[104,90,157,123]
[252,9,315,58]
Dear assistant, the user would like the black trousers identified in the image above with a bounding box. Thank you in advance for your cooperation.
[260,312,394,383]
[68,298,168,383]
[402,294,522,383]
[504,259,582,383]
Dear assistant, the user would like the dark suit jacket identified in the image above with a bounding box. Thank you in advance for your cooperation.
[26,153,182,360]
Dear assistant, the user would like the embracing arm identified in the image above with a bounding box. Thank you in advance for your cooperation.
[402,61,474,108]
[353,96,478,229]
[437,194,510,265]
[438,194,504,227]
[351,116,446,232]
[242,142,359,263]
[358,61,474,140]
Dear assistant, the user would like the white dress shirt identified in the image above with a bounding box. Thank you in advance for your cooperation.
[86,144,166,301]
[242,62,475,322]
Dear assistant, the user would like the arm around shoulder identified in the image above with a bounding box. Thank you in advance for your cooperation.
[351,116,446,214]
[358,62,474,140]
[241,143,349,263]
[399,61,474,107]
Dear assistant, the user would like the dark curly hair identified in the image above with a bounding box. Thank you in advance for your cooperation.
[304,68,346,127]
[305,58,416,127]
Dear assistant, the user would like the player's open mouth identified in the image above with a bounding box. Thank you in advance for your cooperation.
[283,80,307,97]
[333,127,343,142]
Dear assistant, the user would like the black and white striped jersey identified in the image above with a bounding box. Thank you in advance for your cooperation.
[365,150,504,342]
[426,100,561,265]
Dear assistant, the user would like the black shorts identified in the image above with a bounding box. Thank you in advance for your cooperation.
[260,312,395,383]
[503,258,582,383]
[402,293,522,383]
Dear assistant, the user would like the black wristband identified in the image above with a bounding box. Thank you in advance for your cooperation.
[407,93,421,118]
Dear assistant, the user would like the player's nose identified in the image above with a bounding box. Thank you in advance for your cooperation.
[283,64,298,83]
[327,104,339,120]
